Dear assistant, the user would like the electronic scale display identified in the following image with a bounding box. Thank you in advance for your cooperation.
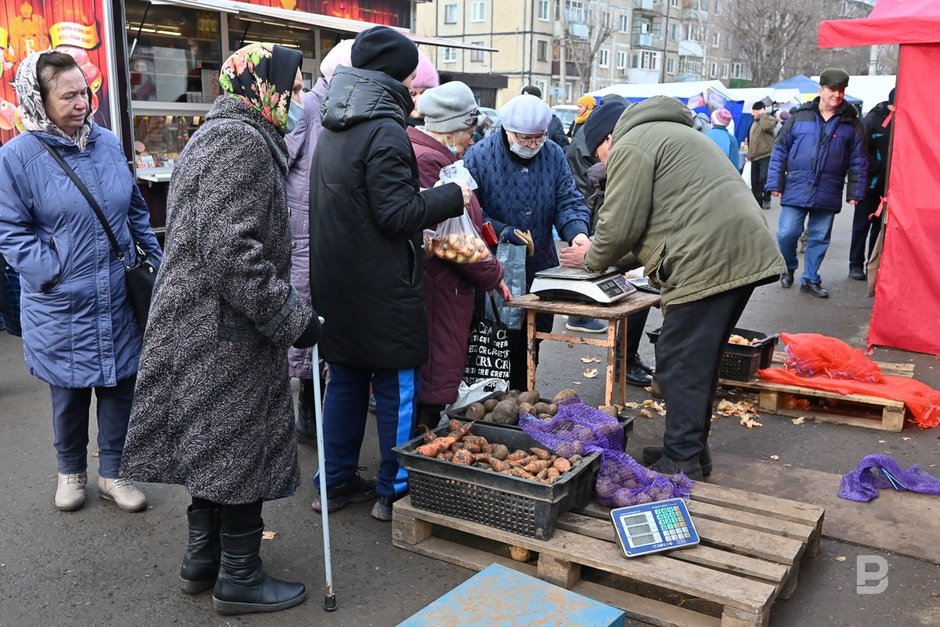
[610,498,699,558]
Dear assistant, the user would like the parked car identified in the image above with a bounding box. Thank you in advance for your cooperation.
[479,106,500,129]
[551,104,578,133]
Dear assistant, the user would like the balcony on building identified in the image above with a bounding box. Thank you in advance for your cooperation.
[632,32,663,48]
[682,0,709,21]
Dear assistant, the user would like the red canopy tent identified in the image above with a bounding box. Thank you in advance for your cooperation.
[820,0,940,357]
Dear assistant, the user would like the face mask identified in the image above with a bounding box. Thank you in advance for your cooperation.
[285,99,304,133]
[510,142,541,159]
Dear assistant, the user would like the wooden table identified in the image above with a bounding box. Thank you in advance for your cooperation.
[506,292,660,406]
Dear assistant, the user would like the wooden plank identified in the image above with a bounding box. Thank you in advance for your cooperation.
[691,518,803,565]
[396,497,776,614]
[396,534,721,627]
[556,513,788,586]
[724,379,905,410]
[685,500,816,542]
[507,291,661,319]
[688,482,825,527]
[762,403,904,432]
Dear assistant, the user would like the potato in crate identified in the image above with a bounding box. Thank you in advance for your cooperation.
[393,421,600,540]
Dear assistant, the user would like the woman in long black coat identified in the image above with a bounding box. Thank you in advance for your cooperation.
[120,43,319,616]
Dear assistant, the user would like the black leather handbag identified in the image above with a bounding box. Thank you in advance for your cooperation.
[38,139,156,330]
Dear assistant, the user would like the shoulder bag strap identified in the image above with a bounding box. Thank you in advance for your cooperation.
[36,138,128,263]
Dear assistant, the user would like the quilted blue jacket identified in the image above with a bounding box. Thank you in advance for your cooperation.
[464,130,590,283]
[0,127,162,387]
[766,98,867,212]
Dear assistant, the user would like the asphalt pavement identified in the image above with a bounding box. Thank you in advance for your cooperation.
[1,200,938,626]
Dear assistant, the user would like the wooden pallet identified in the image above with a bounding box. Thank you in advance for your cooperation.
[393,483,824,627]
[721,379,906,432]
[649,355,911,432]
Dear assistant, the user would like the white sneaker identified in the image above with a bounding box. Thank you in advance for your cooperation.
[55,472,87,511]
[98,477,148,512]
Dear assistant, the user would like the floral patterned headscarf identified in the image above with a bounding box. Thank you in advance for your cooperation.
[218,43,303,133]
[13,50,93,151]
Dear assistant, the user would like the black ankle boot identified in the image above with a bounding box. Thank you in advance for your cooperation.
[294,378,316,444]
[180,505,221,594]
[642,444,713,476]
[212,526,307,615]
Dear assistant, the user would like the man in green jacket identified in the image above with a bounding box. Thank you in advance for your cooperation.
[561,96,785,480]
[747,101,777,210]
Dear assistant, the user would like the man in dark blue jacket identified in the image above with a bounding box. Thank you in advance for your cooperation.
[767,68,867,298]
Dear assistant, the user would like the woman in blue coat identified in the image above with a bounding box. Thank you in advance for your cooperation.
[0,51,161,513]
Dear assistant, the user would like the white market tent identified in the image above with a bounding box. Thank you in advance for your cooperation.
[591,80,733,102]
[811,74,896,114]
[724,87,803,111]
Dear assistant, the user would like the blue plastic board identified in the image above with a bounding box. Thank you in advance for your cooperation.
[610,498,699,558]
[398,563,625,627]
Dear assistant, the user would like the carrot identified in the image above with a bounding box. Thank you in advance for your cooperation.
[553,458,571,473]
[530,447,551,461]
[523,459,551,474]
[510,468,532,479]
[419,425,437,442]
[507,450,529,462]
[415,420,475,457]
[546,468,560,484]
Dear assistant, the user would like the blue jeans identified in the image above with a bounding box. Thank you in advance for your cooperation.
[318,363,420,499]
[777,205,836,284]
[49,376,136,477]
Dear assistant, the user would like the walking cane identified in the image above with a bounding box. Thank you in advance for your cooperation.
[310,319,337,611]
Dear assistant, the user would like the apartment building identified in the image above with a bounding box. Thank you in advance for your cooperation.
[415,0,872,107]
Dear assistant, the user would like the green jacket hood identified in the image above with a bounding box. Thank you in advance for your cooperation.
[615,95,693,138]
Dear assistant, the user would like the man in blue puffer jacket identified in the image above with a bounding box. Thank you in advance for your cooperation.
[767,68,867,298]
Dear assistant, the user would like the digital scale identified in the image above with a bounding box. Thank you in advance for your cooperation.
[610,498,699,558]
[530,266,636,305]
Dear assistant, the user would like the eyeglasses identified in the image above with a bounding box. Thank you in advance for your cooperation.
[511,131,547,147]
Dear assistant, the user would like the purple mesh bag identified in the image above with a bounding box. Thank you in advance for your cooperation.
[520,396,693,507]
[839,453,940,502]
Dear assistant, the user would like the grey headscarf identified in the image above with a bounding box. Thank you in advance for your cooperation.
[13,51,93,151]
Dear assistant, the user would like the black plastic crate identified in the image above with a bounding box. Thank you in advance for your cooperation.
[645,327,778,382]
[446,392,635,448]
[393,422,600,540]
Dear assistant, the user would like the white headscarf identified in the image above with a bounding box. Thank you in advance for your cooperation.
[13,51,93,151]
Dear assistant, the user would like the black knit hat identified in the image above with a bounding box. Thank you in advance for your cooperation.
[351,26,418,82]
[751,101,765,111]
[583,101,626,156]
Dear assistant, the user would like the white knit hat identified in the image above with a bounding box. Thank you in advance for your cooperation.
[499,94,552,134]
[319,39,354,84]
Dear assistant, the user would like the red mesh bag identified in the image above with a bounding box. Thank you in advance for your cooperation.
[780,333,882,382]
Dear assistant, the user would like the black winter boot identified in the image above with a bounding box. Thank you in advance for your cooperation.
[180,505,221,594]
[212,526,307,615]
[294,378,316,444]
[642,444,713,477]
